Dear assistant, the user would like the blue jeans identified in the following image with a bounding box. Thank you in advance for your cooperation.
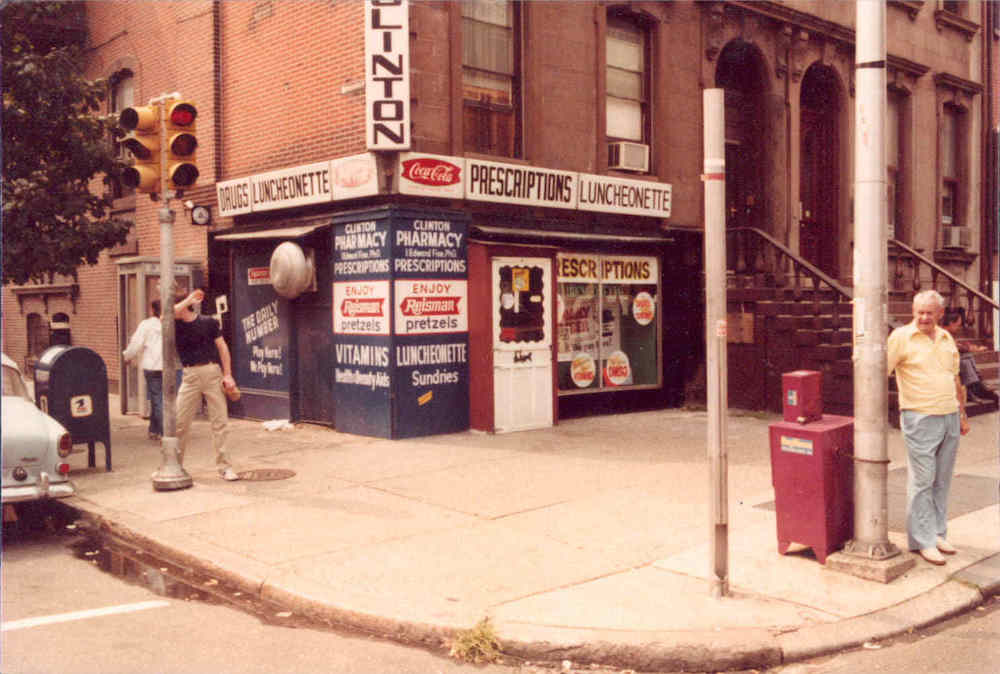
[144,369,183,437]
[900,410,960,551]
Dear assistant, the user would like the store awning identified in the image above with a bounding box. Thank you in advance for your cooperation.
[214,223,329,240]
[471,224,687,244]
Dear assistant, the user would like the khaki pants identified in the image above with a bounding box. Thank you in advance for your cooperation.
[176,363,231,470]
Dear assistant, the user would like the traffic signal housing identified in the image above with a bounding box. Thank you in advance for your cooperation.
[119,104,161,193]
[165,100,199,191]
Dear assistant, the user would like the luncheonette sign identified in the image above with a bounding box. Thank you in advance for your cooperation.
[365,0,410,150]
[216,154,377,218]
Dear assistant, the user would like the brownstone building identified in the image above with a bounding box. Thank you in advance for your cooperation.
[4,1,997,436]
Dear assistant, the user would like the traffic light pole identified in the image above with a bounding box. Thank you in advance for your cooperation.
[152,92,193,491]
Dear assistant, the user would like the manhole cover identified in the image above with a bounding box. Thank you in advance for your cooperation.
[237,469,296,481]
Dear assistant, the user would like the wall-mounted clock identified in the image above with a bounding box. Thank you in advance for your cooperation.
[191,205,211,225]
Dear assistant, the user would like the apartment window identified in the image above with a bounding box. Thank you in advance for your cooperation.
[941,105,959,226]
[109,70,135,198]
[606,14,649,144]
[462,0,521,158]
[26,313,49,360]
[886,95,901,238]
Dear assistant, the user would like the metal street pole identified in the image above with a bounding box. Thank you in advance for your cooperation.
[152,92,192,491]
[703,88,729,598]
[842,0,902,566]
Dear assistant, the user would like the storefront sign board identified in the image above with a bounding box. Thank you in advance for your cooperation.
[365,0,410,150]
[465,158,577,209]
[578,173,671,218]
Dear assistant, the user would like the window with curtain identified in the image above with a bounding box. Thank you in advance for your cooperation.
[941,106,959,226]
[606,14,648,145]
[462,0,520,157]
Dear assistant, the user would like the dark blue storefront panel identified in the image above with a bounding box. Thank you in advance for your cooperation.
[391,216,469,437]
[232,251,292,420]
[332,216,393,438]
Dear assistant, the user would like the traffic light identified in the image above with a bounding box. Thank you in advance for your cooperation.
[164,100,199,191]
[119,104,161,193]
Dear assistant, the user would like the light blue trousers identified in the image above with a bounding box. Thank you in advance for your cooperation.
[900,410,959,551]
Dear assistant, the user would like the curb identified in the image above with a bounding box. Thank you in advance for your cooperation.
[63,497,1000,672]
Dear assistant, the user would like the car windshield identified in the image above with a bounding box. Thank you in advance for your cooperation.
[2,364,31,400]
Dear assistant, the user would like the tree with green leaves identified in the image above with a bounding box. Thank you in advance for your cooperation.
[2,1,131,285]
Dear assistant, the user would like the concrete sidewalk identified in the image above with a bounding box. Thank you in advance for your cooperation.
[62,402,999,672]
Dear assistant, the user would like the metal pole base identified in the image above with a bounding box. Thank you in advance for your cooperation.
[826,539,916,584]
[152,436,193,491]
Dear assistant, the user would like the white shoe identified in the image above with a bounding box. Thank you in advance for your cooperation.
[219,467,240,481]
[936,537,957,555]
[919,547,946,565]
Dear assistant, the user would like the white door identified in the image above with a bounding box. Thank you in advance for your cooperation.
[492,257,553,432]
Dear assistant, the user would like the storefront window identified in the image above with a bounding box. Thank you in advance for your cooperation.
[557,253,659,394]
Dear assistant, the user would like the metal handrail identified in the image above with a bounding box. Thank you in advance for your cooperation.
[889,238,998,336]
[728,227,853,299]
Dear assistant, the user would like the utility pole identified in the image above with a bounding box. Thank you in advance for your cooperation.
[833,0,913,582]
[703,88,729,598]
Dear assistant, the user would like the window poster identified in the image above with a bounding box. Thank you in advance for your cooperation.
[556,253,659,393]
[232,250,292,419]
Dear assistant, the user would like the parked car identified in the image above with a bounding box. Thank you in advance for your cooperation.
[2,353,75,505]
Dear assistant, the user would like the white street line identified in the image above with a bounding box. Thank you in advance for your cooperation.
[1,600,170,632]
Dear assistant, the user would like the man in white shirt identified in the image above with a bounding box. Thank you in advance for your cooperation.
[123,300,167,440]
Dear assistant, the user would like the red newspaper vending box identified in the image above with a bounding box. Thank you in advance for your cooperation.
[768,371,854,564]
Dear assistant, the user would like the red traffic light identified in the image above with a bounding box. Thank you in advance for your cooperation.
[169,103,197,127]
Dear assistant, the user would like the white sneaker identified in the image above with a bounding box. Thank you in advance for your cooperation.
[219,467,240,481]
[936,537,957,555]
[919,547,946,565]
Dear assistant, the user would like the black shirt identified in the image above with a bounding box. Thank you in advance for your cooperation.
[175,315,221,367]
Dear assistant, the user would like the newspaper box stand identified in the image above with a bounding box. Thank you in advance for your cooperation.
[768,370,853,564]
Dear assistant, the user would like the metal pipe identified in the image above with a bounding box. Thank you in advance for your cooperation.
[704,88,729,597]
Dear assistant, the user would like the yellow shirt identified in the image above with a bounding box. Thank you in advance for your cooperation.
[887,321,959,415]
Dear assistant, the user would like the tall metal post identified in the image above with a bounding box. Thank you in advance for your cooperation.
[152,92,192,491]
[704,88,729,598]
[839,0,906,574]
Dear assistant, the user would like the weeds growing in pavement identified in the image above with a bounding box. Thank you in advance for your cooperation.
[449,617,502,664]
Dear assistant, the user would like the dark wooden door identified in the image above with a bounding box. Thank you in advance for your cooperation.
[799,108,838,277]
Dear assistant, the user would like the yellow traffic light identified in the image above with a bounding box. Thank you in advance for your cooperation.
[119,104,161,193]
[165,100,199,191]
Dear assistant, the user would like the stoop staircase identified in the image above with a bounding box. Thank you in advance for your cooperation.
[724,228,999,423]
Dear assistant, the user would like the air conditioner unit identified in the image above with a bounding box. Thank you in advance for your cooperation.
[940,226,970,250]
[608,141,649,172]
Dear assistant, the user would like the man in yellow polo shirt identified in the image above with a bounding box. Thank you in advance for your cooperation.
[887,290,969,566]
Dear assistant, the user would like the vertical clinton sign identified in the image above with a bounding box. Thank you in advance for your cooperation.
[392,213,469,437]
[365,0,410,150]
[333,216,393,437]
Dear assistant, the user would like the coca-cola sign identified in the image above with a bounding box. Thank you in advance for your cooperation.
[398,153,466,198]
[402,158,461,186]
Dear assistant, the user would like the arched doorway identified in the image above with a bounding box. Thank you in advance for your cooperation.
[799,64,842,277]
[715,41,769,232]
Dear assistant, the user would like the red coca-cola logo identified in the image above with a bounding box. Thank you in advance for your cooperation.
[399,296,461,316]
[401,158,461,187]
[341,298,384,317]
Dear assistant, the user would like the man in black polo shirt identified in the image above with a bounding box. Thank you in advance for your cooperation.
[174,289,240,481]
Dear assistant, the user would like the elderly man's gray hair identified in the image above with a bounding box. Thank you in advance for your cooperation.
[913,289,945,309]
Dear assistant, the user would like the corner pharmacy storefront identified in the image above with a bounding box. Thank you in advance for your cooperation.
[214,153,701,437]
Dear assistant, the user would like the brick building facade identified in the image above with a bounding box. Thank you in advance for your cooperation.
[3,1,997,435]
